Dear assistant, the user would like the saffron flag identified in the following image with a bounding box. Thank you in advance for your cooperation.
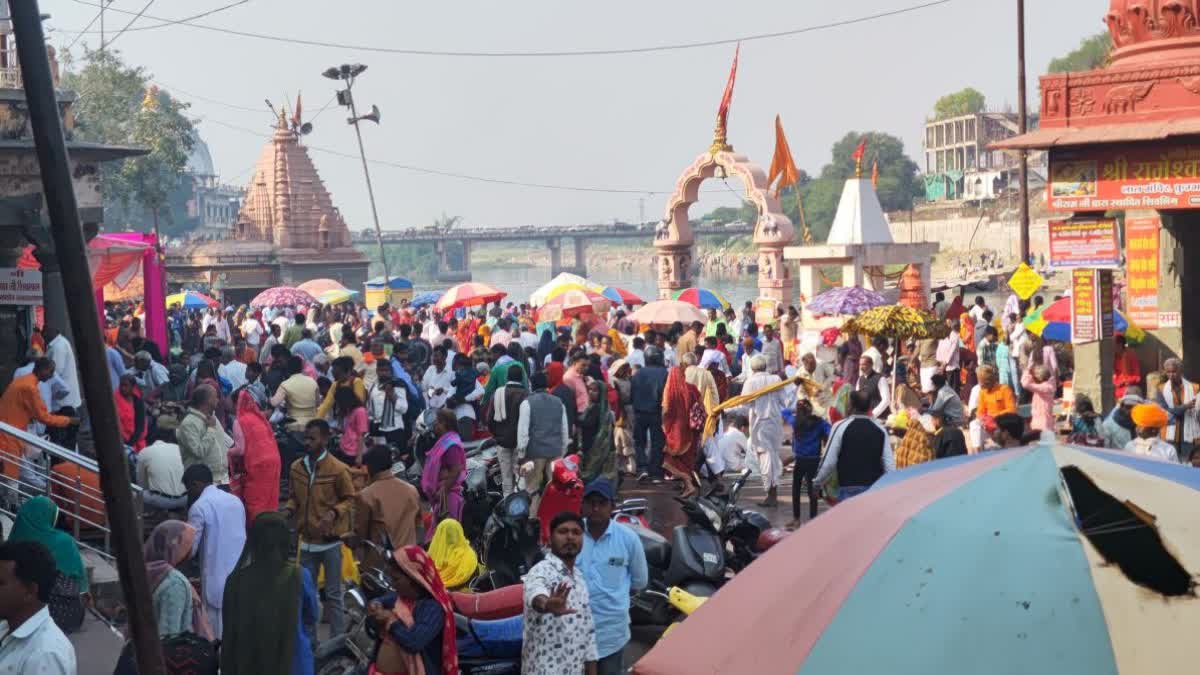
[871,159,879,189]
[768,115,801,198]
[852,137,868,164]
[292,92,303,128]
[715,44,740,135]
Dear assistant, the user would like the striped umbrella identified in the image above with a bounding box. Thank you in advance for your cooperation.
[296,278,347,296]
[318,288,359,305]
[805,286,887,316]
[410,290,443,309]
[634,443,1200,675]
[601,286,644,306]
[673,287,730,311]
[530,272,604,307]
[434,282,507,311]
[538,289,611,322]
[1024,298,1146,344]
[165,290,218,309]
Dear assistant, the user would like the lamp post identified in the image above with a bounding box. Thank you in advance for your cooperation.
[323,63,390,287]
[1016,0,1030,264]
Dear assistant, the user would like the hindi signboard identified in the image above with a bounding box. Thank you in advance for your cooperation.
[1124,216,1160,329]
[1047,218,1120,268]
[1049,144,1200,211]
[1071,269,1114,343]
[0,268,42,305]
[1007,263,1044,300]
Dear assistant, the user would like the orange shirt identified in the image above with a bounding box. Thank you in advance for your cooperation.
[977,384,1018,419]
[0,374,72,477]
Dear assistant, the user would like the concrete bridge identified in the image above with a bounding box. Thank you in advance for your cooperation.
[351,222,753,282]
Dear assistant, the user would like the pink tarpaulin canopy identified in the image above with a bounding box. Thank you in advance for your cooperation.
[17,233,167,357]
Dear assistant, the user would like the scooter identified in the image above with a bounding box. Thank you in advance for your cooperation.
[651,586,709,638]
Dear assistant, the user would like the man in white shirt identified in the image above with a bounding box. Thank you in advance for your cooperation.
[518,325,540,351]
[716,414,750,473]
[855,356,892,419]
[625,337,646,370]
[0,541,77,675]
[815,391,895,500]
[43,326,80,410]
[862,336,888,375]
[967,296,989,324]
[421,346,455,410]
[218,346,248,390]
[137,434,188,510]
[241,311,266,350]
[131,350,170,400]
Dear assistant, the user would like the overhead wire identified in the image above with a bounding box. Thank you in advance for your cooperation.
[103,0,157,48]
[64,6,105,50]
[65,0,250,35]
[62,0,954,58]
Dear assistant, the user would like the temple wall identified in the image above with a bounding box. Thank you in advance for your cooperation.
[885,215,1050,258]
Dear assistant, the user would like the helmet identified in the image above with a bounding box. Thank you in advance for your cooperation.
[551,454,581,488]
[755,527,787,553]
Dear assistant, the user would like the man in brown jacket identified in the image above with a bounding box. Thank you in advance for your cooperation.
[353,445,421,569]
[282,418,356,643]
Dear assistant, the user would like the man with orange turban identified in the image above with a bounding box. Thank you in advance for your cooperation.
[1125,404,1178,463]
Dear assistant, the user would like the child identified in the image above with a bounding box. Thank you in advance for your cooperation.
[717,414,751,474]
[789,400,830,530]
[1020,364,1057,433]
[334,385,367,466]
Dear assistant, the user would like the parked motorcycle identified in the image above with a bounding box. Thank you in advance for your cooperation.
[472,491,543,592]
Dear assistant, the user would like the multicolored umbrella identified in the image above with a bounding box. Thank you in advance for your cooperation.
[842,305,948,340]
[318,288,359,305]
[530,272,604,307]
[249,286,317,309]
[165,290,218,309]
[410,290,443,309]
[627,300,706,327]
[1024,298,1146,344]
[805,286,887,316]
[434,282,507,311]
[601,286,644,307]
[635,443,1200,675]
[296,278,347,296]
[673,287,730,311]
[538,289,611,322]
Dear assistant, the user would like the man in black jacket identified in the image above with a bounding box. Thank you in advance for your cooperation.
[487,367,529,495]
[630,348,669,483]
[815,391,895,500]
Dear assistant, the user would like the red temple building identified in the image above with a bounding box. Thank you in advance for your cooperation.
[997,0,1200,406]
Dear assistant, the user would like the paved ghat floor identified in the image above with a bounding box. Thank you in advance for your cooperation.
[71,468,821,673]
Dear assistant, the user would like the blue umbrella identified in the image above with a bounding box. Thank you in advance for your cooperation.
[411,290,443,308]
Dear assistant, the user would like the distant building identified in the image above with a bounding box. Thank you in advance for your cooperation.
[182,133,243,239]
[922,111,1045,202]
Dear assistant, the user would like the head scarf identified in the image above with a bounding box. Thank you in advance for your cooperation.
[421,431,467,540]
[220,512,302,675]
[144,520,213,640]
[427,519,479,589]
[661,364,698,456]
[391,545,459,675]
[607,358,629,381]
[945,295,966,321]
[8,496,88,591]
[606,328,627,358]
[235,390,282,524]
[1131,403,1169,429]
[581,380,617,484]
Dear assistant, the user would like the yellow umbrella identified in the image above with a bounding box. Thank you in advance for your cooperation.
[530,272,604,307]
[319,288,359,305]
[842,305,948,340]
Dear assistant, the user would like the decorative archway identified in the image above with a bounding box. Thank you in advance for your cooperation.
[654,149,794,304]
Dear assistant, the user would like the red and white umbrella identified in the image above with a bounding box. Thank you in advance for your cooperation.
[250,286,317,308]
[434,282,507,311]
[538,289,611,322]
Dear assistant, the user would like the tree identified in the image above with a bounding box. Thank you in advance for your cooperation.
[1048,32,1111,73]
[932,87,986,120]
[788,131,922,241]
[60,49,194,234]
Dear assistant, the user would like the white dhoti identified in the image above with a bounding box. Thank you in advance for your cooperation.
[750,414,783,490]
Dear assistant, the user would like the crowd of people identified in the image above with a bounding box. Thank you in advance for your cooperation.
[0,285,1196,674]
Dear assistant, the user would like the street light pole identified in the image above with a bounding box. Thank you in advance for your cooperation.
[1016,0,1031,264]
[324,64,389,288]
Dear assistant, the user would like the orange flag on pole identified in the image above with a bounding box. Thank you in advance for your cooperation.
[715,44,740,139]
[768,115,800,198]
[852,137,868,177]
[292,92,302,128]
[871,158,879,189]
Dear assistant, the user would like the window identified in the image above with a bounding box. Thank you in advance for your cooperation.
[966,118,977,141]
[966,146,976,169]
[936,124,944,146]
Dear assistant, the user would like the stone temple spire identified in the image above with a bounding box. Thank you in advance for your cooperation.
[234,112,354,253]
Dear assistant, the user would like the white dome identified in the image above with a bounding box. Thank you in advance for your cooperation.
[186,131,215,177]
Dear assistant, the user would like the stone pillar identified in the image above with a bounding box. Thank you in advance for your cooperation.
[461,239,472,272]
[796,263,821,324]
[546,238,562,277]
[655,245,692,300]
[1074,339,1116,414]
[842,261,864,289]
[31,244,73,346]
[1154,212,1188,371]
[435,240,449,277]
[573,237,587,278]
[0,229,25,389]
[755,246,792,306]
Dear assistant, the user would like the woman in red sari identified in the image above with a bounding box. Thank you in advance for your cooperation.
[114,373,146,452]
[231,389,281,526]
[661,362,701,498]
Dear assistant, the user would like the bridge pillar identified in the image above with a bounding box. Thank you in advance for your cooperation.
[547,237,587,278]
[573,237,587,278]
[547,238,562,277]
[434,239,472,283]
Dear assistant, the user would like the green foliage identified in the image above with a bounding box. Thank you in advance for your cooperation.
[932,87,986,120]
[700,203,757,225]
[365,242,440,280]
[60,49,194,233]
[1048,33,1111,73]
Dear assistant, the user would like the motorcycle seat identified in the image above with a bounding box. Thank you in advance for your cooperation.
[450,584,523,620]
[629,523,671,570]
[455,614,523,659]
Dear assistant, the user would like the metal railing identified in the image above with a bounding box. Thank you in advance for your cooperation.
[0,421,144,564]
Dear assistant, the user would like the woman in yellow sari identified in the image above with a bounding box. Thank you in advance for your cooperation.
[427,519,479,591]
[607,328,628,359]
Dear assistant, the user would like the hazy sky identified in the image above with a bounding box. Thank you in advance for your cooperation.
[51,0,1104,230]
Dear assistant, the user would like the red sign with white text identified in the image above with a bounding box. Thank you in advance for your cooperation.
[1049,144,1200,211]
[1047,219,1120,268]
[1124,216,1160,329]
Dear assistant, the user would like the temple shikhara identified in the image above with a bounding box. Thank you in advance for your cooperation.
[165,111,368,304]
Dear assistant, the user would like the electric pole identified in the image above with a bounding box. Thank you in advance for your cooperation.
[1016,0,1031,264]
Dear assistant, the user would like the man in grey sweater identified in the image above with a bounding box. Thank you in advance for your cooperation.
[517,372,570,514]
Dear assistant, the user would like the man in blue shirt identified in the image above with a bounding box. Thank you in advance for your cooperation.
[789,399,830,530]
[580,477,648,675]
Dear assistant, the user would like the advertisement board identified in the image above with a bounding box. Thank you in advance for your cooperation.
[1049,144,1200,211]
[0,268,42,305]
[1124,216,1160,329]
[1047,219,1120,268]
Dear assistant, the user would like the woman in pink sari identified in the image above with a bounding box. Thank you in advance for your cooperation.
[421,409,466,543]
